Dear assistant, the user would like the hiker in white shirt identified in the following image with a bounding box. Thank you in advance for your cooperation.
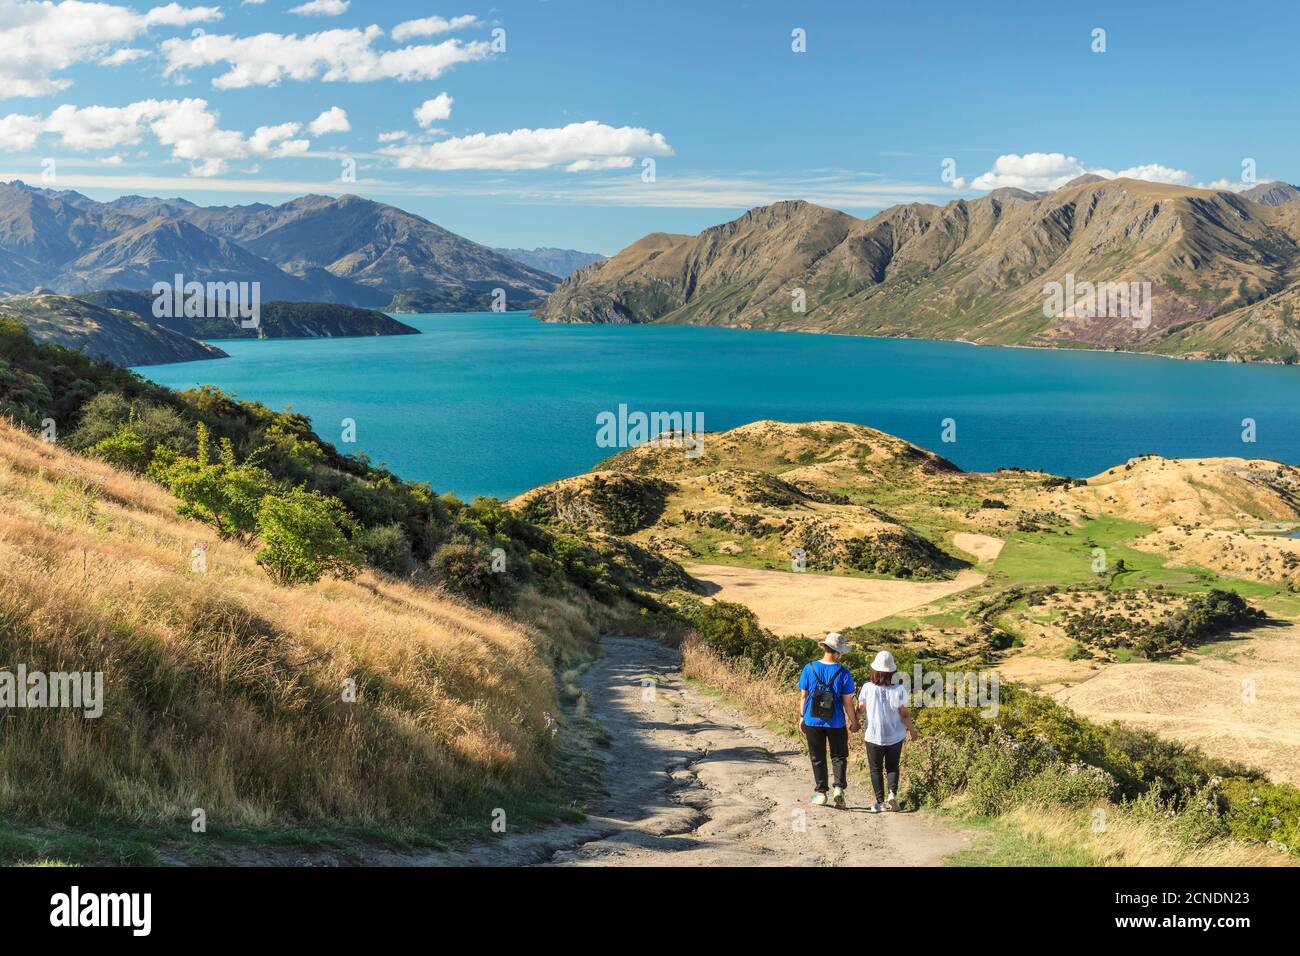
[855,650,917,812]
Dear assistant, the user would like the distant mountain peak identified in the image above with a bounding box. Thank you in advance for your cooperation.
[0,181,558,307]
[1243,181,1300,206]
[1058,173,1109,190]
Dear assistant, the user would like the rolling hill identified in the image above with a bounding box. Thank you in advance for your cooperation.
[0,293,226,366]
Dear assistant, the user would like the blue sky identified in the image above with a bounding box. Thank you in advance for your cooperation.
[1,0,1298,254]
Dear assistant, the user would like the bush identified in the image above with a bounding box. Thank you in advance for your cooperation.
[1016,762,1116,809]
[431,541,511,604]
[87,426,150,472]
[1175,781,1230,847]
[354,522,415,576]
[69,391,191,458]
[1221,777,1300,853]
[255,488,362,586]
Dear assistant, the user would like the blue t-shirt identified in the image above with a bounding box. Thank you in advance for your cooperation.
[799,661,857,728]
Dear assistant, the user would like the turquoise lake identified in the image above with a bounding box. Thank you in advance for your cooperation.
[137,312,1300,500]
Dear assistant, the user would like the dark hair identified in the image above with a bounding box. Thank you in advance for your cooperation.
[870,668,896,686]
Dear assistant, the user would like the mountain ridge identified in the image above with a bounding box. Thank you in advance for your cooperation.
[0,181,560,310]
[536,177,1300,362]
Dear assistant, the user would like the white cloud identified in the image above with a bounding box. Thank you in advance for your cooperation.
[161,26,489,89]
[1199,177,1253,193]
[289,0,349,16]
[247,121,308,158]
[0,99,324,176]
[414,93,453,127]
[1103,163,1195,186]
[0,114,46,151]
[969,152,1198,192]
[308,106,350,135]
[44,101,161,149]
[100,48,151,66]
[377,130,408,142]
[970,153,1087,192]
[379,121,673,172]
[391,14,478,42]
[0,0,221,98]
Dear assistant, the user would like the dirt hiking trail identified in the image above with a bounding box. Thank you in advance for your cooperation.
[420,636,968,866]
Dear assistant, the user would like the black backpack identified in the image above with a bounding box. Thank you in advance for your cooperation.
[809,664,842,721]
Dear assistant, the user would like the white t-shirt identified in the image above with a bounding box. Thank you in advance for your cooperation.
[858,682,908,746]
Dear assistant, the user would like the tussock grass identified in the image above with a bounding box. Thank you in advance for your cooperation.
[0,420,578,832]
[682,639,802,736]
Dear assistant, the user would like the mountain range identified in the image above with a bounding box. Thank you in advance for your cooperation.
[492,247,607,278]
[0,181,568,309]
[537,178,1300,363]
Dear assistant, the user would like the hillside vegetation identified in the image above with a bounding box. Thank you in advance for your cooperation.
[513,421,967,580]
[0,420,601,861]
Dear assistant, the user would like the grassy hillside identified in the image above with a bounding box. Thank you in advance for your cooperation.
[0,318,678,863]
[0,420,606,863]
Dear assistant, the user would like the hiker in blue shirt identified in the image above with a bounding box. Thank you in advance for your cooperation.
[797,633,858,808]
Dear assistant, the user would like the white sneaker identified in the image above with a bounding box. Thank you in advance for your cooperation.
[810,792,828,806]
[868,802,885,813]
[885,791,899,812]
[830,786,846,809]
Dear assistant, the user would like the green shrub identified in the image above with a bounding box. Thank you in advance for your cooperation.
[87,426,150,472]
[900,734,977,809]
[1016,763,1116,809]
[255,487,361,586]
[1221,778,1300,854]
[353,523,415,576]
[431,541,511,604]
[69,391,191,458]
[1174,782,1230,847]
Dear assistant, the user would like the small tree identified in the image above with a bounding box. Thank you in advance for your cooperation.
[149,423,275,540]
[255,487,361,586]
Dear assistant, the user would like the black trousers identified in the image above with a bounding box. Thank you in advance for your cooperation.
[802,724,849,792]
[866,740,903,802]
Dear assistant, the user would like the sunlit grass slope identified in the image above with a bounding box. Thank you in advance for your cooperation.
[0,419,585,836]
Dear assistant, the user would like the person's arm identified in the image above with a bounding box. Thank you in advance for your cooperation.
[899,704,918,742]
[798,689,809,724]
[844,692,860,733]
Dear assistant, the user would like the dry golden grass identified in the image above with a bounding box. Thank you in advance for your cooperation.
[996,806,1293,867]
[685,564,988,636]
[0,420,581,829]
[682,639,801,726]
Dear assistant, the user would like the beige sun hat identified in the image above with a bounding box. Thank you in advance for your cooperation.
[820,632,852,654]
[870,650,898,672]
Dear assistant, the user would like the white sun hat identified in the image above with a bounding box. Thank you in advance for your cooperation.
[820,632,852,654]
[870,650,898,672]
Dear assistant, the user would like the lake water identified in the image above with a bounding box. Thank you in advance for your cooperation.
[137,312,1300,500]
